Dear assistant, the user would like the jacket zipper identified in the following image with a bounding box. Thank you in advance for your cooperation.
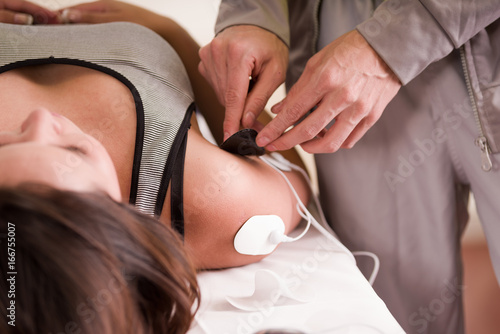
[459,45,493,172]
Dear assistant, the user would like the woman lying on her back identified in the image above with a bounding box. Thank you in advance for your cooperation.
[0,0,310,269]
[0,1,311,333]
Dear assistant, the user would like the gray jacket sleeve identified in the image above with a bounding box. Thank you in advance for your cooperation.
[357,0,500,85]
[214,0,290,47]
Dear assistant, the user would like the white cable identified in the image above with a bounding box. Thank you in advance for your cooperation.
[270,204,311,244]
[352,251,380,286]
[259,153,381,284]
[259,155,312,243]
[268,153,333,235]
[259,155,354,261]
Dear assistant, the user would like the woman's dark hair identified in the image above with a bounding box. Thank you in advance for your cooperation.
[0,185,199,334]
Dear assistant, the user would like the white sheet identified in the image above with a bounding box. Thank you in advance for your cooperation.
[189,220,405,334]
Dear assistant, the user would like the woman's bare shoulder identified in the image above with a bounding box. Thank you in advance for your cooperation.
[172,125,310,269]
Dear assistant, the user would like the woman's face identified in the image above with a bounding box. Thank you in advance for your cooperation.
[0,108,122,201]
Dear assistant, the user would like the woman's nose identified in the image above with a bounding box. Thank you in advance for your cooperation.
[21,108,62,142]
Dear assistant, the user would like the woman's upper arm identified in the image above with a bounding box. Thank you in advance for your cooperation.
[180,129,310,269]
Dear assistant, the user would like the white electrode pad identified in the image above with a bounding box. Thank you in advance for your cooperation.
[234,215,285,255]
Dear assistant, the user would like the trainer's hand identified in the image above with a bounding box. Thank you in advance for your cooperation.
[59,1,163,32]
[199,25,288,141]
[256,30,401,154]
[0,0,58,24]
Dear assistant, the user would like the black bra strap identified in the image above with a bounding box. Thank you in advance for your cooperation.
[154,103,195,238]
[170,130,188,237]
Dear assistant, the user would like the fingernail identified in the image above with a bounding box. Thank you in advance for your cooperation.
[223,131,231,141]
[257,136,270,147]
[14,14,34,25]
[243,113,254,127]
[266,144,276,151]
[61,9,81,23]
[271,101,283,114]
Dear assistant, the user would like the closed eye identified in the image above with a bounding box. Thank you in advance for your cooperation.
[64,145,87,155]
[0,141,89,155]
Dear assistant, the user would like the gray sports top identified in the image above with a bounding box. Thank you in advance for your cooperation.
[0,22,195,233]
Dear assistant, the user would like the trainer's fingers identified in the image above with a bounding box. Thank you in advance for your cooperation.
[0,9,32,24]
[300,117,356,153]
[256,80,319,148]
[241,83,272,129]
[4,0,58,23]
[222,65,251,140]
[198,46,223,104]
[242,67,285,129]
[340,93,387,149]
[250,119,265,133]
[299,95,372,153]
[340,118,371,149]
[270,100,284,114]
[198,60,225,106]
[267,102,341,151]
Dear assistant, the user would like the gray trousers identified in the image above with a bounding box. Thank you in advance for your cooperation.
[316,48,500,334]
